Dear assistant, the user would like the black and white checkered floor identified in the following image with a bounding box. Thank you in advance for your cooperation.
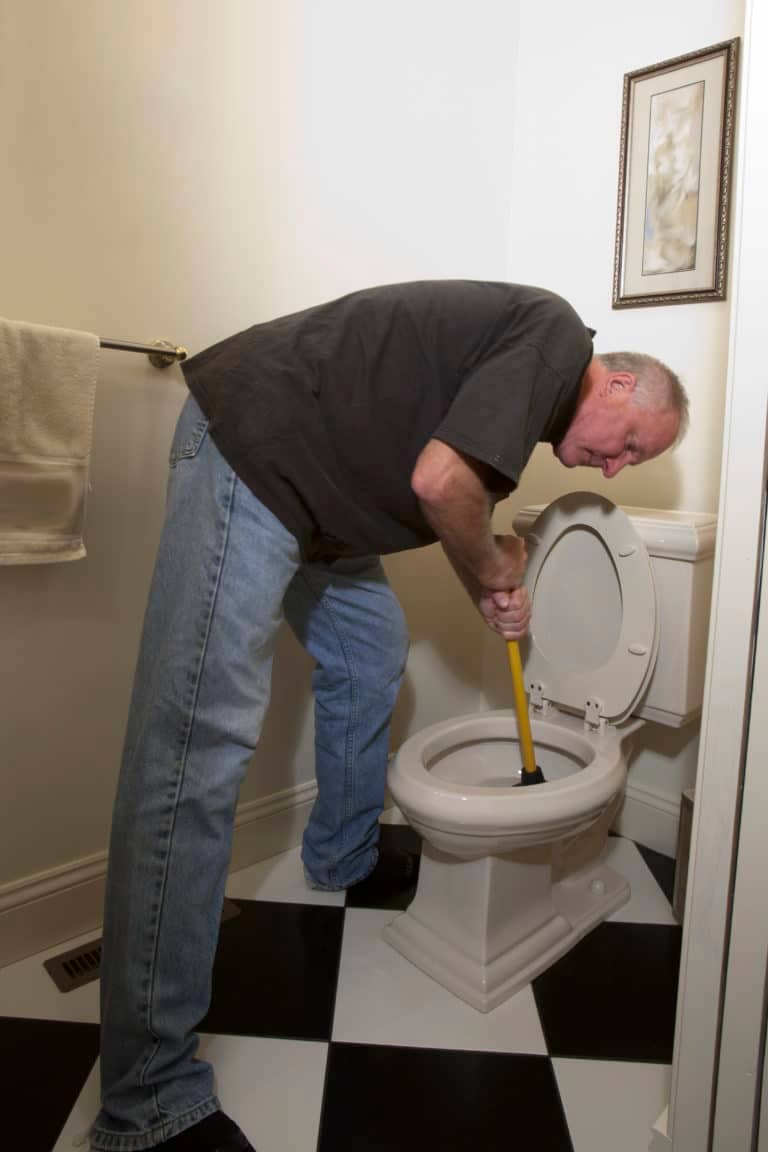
[2,824,680,1152]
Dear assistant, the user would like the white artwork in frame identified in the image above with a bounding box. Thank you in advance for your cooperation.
[613,39,739,308]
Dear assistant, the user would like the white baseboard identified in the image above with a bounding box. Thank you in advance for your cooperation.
[229,780,317,873]
[612,781,681,858]
[0,779,317,970]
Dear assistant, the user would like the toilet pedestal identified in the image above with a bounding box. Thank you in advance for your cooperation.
[384,840,629,1012]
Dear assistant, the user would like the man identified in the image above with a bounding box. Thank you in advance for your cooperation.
[91,281,687,1151]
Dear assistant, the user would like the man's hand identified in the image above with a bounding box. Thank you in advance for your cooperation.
[475,534,531,638]
[478,585,531,639]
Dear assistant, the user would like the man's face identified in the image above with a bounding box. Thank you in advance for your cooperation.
[553,375,680,479]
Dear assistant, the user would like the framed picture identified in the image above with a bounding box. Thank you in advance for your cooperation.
[612,39,739,308]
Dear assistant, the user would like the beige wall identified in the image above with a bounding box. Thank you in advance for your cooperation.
[0,0,517,891]
[0,0,744,911]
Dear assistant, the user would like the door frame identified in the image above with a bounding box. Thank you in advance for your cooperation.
[669,1,768,1147]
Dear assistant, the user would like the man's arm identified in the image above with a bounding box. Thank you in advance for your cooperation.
[411,439,531,638]
[411,439,526,590]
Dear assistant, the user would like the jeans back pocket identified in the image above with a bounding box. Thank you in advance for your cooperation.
[169,396,209,466]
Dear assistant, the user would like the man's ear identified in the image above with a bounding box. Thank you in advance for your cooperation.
[604,371,636,396]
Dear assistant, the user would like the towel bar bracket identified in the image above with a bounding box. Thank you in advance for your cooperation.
[148,340,188,369]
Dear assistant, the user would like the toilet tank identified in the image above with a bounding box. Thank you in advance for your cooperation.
[513,504,717,728]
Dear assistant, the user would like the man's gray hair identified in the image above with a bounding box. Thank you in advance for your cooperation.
[598,352,689,443]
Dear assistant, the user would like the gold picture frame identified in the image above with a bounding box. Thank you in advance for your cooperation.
[612,39,739,308]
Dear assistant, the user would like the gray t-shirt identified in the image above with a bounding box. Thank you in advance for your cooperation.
[181,280,594,560]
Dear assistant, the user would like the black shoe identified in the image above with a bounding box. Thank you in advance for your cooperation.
[365,848,419,891]
[154,1111,255,1151]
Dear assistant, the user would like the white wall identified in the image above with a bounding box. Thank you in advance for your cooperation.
[480,0,743,848]
[0,0,518,898]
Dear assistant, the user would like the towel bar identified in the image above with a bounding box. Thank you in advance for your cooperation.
[99,338,187,369]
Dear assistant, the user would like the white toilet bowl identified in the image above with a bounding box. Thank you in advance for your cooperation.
[384,707,634,1012]
[387,708,627,855]
[384,493,717,1012]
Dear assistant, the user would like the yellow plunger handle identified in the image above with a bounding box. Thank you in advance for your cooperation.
[507,639,537,776]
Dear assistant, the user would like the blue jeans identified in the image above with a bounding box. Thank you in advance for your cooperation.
[91,396,408,1149]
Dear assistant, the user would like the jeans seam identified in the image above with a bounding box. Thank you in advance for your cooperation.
[138,466,236,1101]
[294,571,360,856]
[90,1095,221,1150]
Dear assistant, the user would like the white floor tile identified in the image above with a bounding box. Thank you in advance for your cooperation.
[333,907,547,1054]
[0,927,100,1022]
[604,838,677,925]
[226,846,345,907]
[204,1034,327,1152]
[53,1036,327,1152]
[554,1057,672,1152]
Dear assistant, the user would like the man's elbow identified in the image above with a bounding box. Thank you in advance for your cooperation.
[411,459,442,506]
[411,439,458,506]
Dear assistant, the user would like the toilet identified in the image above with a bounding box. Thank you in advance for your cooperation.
[384,492,716,1012]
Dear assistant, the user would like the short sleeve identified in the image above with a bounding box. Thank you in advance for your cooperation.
[432,343,569,486]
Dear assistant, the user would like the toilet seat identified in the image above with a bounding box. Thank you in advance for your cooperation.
[521,492,659,726]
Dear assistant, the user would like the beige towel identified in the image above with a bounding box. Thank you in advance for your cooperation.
[0,318,99,564]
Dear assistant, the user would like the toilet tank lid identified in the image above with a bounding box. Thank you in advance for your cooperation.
[513,502,717,562]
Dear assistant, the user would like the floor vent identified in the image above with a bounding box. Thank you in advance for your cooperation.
[44,939,102,993]
[43,899,242,993]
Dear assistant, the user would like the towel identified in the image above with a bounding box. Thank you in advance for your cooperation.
[0,318,99,564]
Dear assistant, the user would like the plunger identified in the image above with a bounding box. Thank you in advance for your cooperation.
[507,639,546,785]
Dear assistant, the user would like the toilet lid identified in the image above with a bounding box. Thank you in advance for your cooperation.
[520,492,658,725]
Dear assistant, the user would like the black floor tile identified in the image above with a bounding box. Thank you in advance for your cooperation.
[199,899,344,1040]
[318,1042,573,1152]
[345,823,422,911]
[378,823,422,854]
[533,921,682,1062]
[1,1015,99,1152]
[636,843,676,904]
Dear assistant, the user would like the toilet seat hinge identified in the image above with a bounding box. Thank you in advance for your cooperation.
[584,697,606,732]
[528,681,550,715]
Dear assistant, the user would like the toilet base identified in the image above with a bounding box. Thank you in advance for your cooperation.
[383,842,630,1012]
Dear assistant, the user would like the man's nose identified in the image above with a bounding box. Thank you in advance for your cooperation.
[602,457,626,478]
